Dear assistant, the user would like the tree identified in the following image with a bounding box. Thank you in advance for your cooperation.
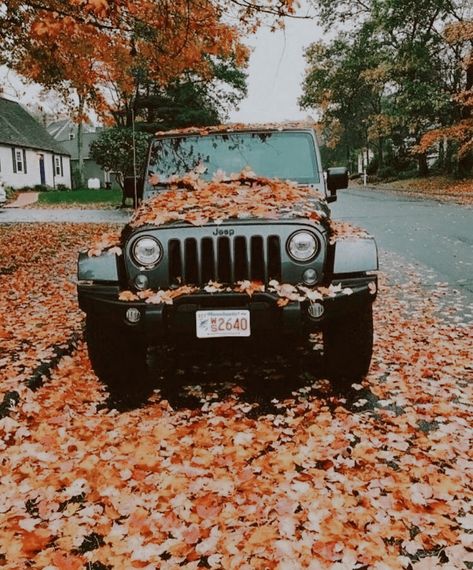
[418,21,473,176]
[89,127,149,206]
[113,56,248,132]
[0,0,253,183]
[0,0,297,116]
[300,21,387,171]
[303,0,472,177]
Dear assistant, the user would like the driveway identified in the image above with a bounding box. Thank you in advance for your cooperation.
[3,191,39,208]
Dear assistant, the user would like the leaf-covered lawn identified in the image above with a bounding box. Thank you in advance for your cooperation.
[372,177,473,206]
[0,224,472,569]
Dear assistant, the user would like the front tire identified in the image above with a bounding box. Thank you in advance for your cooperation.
[323,303,374,392]
[85,314,150,395]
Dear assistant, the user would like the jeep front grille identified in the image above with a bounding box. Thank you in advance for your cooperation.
[168,235,282,285]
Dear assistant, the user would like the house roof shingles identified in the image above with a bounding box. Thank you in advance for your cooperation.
[0,97,69,155]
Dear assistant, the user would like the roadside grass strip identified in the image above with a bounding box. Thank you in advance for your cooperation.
[38,189,122,207]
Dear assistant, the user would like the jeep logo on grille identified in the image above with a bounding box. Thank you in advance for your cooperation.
[213,228,235,237]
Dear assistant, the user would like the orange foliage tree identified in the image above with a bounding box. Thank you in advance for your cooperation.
[0,0,297,116]
[418,21,473,175]
[0,0,297,183]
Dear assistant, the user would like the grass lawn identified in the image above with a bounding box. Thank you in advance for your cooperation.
[38,188,122,206]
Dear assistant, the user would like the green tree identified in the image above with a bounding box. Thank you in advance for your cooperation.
[303,0,471,176]
[89,127,149,206]
[111,56,247,132]
[300,21,387,171]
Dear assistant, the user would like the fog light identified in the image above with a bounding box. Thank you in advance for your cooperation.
[303,268,318,285]
[308,302,324,319]
[126,307,141,323]
[134,274,149,290]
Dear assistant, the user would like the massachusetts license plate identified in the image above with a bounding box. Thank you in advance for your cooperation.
[196,310,251,338]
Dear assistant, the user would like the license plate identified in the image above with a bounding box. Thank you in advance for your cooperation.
[196,310,251,338]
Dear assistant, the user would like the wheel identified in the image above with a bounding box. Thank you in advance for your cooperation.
[85,314,150,395]
[323,303,374,391]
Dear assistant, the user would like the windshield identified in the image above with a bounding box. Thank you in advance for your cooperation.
[148,131,320,185]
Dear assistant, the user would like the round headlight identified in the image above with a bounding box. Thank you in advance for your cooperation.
[287,231,318,262]
[132,237,162,267]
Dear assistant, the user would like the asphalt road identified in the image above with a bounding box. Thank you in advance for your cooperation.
[331,187,473,301]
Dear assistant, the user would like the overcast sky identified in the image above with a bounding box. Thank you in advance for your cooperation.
[1,4,323,124]
[229,9,323,123]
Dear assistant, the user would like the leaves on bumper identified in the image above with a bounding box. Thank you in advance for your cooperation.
[117,280,354,305]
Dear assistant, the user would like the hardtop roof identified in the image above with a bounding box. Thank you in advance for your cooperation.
[154,121,319,138]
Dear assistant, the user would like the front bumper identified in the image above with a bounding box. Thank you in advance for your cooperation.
[78,276,377,342]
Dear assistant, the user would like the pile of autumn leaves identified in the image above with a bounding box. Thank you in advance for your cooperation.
[88,171,372,306]
[132,171,326,228]
[1,225,472,569]
[0,224,109,398]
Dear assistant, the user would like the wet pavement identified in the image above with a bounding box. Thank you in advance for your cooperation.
[332,187,473,301]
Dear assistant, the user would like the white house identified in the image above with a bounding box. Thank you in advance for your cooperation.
[0,96,71,189]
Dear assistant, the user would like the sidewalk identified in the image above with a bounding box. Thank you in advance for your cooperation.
[0,207,130,224]
[4,192,39,208]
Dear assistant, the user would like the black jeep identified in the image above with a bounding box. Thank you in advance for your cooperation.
[77,125,378,392]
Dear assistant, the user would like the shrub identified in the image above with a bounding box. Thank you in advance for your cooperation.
[397,169,419,180]
[56,184,69,191]
[366,157,379,175]
[377,166,397,180]
[33,184,51,192]
[5,186,16,200]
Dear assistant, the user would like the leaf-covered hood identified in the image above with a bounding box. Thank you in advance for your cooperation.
[129,171,330,230]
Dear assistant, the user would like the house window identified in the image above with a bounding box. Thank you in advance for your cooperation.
[15,150,24,172]
[69,133,75,140]
[11,148,27,174]
[54,156,62,176]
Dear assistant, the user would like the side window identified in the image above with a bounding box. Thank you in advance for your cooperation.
[55,156,61,176]
[15,149,24,172]
[11,148,27,173]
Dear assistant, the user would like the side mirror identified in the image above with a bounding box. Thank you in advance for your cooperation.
[326,167,349,203]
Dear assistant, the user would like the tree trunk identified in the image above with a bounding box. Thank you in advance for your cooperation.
[117,172,126,207]
[438,137,445,173]
[445,139,455,174]
[77,94,85,189]
[418,153,429,177]
[458,55,473,176]
[378,137,384,169]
